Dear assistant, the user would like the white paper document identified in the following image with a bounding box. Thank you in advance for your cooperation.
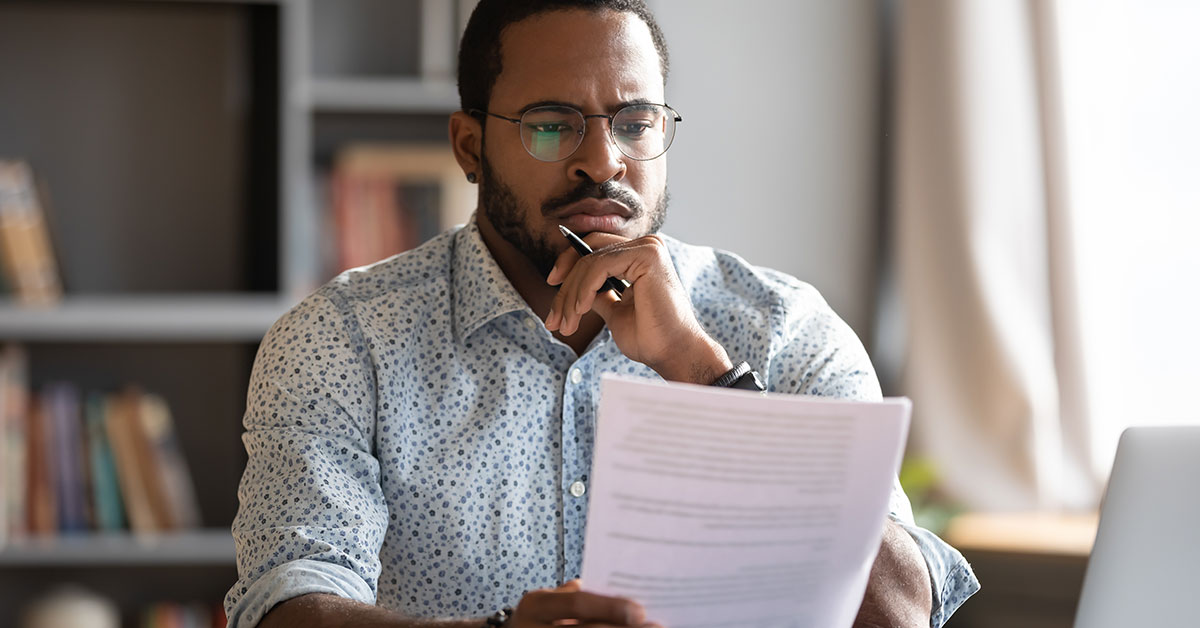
[580,376,912,628]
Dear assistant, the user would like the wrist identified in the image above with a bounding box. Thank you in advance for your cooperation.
[651,332,731,384]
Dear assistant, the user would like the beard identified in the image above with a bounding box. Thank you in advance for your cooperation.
[479,153,669,276]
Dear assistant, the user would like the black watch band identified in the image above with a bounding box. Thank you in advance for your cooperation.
[711,361,766,392]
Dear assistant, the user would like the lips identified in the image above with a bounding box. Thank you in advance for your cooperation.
[551,199,635,234]
[550,198,633,220]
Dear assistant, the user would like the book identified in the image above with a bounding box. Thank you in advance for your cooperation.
[24,395,57,535]
[0,345,31,545]
[85,392,126,532]
[104,390,164,534]
[0,160,62,305]
[44,383,90,532]
[138,393,201,529]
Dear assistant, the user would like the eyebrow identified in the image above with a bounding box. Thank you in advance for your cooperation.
[517,97,660,114]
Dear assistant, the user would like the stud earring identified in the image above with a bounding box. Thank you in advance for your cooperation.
[466,172,477,183]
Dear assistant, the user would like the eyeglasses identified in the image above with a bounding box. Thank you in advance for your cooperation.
[470,103,682,162]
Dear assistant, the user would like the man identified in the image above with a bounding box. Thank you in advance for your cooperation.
[225,1,979,627]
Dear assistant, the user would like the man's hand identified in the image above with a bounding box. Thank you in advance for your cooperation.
[511,580,661,628]
[256,581,659,628]
[854,520,934,628]
[544,233,731,384]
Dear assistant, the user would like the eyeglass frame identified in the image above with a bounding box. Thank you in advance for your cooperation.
[468,103,683,162]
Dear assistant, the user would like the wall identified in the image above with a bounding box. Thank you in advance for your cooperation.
[650,0,883,342]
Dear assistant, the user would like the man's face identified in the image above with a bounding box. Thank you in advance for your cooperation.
[478,9,669,275]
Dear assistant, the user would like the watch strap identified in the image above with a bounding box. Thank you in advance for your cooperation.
[711,361,765,391]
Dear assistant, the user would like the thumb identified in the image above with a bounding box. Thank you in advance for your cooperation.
[555,579,583,592]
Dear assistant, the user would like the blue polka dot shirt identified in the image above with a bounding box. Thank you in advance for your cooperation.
[225,219,979,627]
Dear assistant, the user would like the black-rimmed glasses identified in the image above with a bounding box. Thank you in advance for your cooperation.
[470,103,682,162]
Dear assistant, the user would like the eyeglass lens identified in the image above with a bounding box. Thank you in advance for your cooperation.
[519,105,676,162]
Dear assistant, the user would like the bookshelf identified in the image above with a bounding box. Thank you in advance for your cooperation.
[0,296,289,342]
[0,530,237,568]
[0,0,474,625]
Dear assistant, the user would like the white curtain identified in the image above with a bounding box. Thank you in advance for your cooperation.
[1053,0,1200,478]
[893,0,1095,511]
[892,0,1200,511]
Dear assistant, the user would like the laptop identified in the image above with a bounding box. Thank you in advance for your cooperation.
[1072,425,1200,628]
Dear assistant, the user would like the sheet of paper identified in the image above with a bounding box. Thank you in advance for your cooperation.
[580,375,911,628]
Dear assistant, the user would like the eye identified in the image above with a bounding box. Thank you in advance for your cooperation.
[614,120,655,140]
[526,122,576,134]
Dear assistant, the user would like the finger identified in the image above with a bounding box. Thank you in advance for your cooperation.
[547,246,582,286]
[580,231,628,251]
[585,289,622,325]
[554,231,629,290]
[571,240,660,315]
[556,579,583,592]
[547,274,575,333]
[522,590,645,626]
[557,252,617,324]
[554,258,592,335]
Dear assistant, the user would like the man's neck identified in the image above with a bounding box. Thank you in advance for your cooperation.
[474,213,603,355]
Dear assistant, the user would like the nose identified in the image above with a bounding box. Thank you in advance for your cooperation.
[566,117,626,184]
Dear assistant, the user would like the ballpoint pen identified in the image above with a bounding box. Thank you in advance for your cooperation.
[557,224,630,295]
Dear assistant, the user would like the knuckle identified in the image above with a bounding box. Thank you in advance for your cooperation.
[564,593,587,618]
[642,233,666,247]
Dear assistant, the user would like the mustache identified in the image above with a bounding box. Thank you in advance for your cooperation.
[541,180,644,217]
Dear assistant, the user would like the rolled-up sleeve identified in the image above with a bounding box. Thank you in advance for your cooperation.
[769,303,979,627]
[224,292,388,628]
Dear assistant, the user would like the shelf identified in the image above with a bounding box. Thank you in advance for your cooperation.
[0,294,291,342]
[306,77,460,112]
[943,511,1100,557]
[0,529,236,567]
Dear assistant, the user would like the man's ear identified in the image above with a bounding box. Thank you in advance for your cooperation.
[449,111,483,182]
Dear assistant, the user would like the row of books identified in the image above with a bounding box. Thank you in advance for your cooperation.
[2,148,475,303]
[0,160,62,306]
[0,345,200,546]
[137,601,227,628]
[314,144,474,287]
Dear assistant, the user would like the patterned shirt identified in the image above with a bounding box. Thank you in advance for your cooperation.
[225,219,979,627]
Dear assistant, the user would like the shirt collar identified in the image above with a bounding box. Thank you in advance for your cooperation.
[452,216,535,342]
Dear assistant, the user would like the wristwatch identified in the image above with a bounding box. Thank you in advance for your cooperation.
[711,361,766,392]
[483,607,513,628]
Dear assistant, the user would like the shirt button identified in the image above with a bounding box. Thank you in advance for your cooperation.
[570,368,583,384]
[523,317,537,330]
[569,480,587,497]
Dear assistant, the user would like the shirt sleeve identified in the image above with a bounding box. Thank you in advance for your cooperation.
[765,303,980,628]
[224,291,388,628]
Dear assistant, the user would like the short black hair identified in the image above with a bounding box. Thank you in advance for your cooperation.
[457,0,670,114]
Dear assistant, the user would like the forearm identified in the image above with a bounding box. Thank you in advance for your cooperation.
[854,519,934,628]
[258,594,483,628]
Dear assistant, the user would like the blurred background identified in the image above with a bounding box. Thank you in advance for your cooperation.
[1,1,1197,627]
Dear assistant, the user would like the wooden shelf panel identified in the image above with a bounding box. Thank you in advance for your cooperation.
[944,511,1100,557]
[0,529,236,567]
[306,77,460,112]
[0,295,290,342]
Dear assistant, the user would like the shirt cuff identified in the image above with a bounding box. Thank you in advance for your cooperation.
[892,519,981,628]
[225,559,377,628]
